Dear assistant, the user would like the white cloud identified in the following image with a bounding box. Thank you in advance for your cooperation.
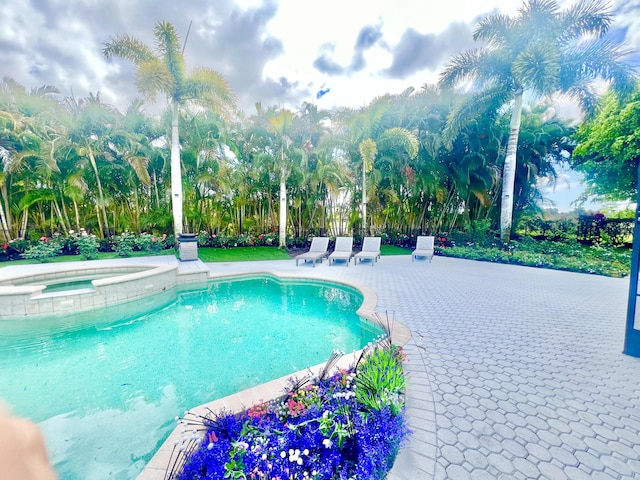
[0,0,636,114]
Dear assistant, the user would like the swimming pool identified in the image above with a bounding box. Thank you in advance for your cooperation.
[0,275,381,480]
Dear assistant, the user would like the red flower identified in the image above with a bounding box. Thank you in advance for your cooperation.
[258,234,264,240]
[208,431,218,443]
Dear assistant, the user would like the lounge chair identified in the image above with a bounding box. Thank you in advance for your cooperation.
[354,237,381,266]
[329,236,354,266]
[412,236,434,262]
[295,237,330,267]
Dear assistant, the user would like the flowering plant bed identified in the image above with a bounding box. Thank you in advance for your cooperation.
[165,336,408,480]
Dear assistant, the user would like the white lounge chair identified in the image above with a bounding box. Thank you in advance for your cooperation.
[329,237,354,266]
[354,237,381,266]
[295,237,330,267]
[412,235,434,262]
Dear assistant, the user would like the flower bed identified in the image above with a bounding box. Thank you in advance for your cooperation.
[165,340,408,480]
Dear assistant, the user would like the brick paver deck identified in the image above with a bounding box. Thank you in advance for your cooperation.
[210,254,640,480]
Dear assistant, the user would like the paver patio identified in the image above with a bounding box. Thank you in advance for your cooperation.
[210,254,640,480]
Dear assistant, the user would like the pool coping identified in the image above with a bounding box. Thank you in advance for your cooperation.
[136,268,412,480]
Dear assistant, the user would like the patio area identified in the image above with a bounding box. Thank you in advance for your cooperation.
[208,254,640,480]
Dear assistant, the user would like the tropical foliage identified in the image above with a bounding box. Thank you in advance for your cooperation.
[572,82,640,201]
[103,21,238,236]
[439,0,634,241]
[0,78,580,247]
[0,1,636,253]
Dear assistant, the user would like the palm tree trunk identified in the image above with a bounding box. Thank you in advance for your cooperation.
[170,101,184,235]
[278,163,287,248]
[362,165,367,237]
[52,199,69,234]
[73,199,80,231]
[59,194,72,233]
[0,194,12,242]
[500,90,523,243]
[95,204,103,239]
[19,206,28,239]
[87,146,110,237]
[1,182,13,237]
[153,171,161,209]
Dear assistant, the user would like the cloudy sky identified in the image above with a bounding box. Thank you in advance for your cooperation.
[1,0,639,210]
[2,0,638,115]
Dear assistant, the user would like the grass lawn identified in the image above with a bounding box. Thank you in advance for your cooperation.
[380,244,411,256]
[0,249,176,267]
[198,246,291,262]
[0,245,410,268]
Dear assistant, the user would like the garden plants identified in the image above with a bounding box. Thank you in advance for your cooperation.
[164,335,408,480]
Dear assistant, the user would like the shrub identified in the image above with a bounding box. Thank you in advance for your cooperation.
[21,237,63,262]
[197,231,210,247]
[74,231,99,260]
[4,239,29,258]
[114,231,136,257]
[436,238,631,277]
[134,232,164,253]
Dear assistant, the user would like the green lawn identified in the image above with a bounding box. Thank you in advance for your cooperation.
[197,246,291,262]
[380,245,411,256]
[0,249,176,267]
[0,245,410,268]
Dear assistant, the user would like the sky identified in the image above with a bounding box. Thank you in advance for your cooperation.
[1,0,639,211]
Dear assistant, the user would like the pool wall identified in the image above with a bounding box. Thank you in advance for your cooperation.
[0,258,210,321]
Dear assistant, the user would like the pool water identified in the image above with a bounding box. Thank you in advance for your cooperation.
[42,279,96,293]
[0,276,380,480]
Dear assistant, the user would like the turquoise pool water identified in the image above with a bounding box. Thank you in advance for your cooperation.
[0,276,380,480]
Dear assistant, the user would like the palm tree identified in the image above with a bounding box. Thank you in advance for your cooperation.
[440,0,635,242]
[103,21,237,235]
[266,108,297,248]
[332,97,418,236]
[0,78,64,240]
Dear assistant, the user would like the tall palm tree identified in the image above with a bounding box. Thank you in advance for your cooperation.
[439,0,635,242]
[266,109,298,248]
[103,21,237,235]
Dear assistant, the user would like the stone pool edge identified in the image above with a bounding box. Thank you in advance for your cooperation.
[137,268,412,480]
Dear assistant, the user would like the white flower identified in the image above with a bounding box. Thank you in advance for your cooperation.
[280,451,287,458]
[303,449,309,456]
[322,438,333,448]
[261,454,267,460]
[297,458,303,465]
